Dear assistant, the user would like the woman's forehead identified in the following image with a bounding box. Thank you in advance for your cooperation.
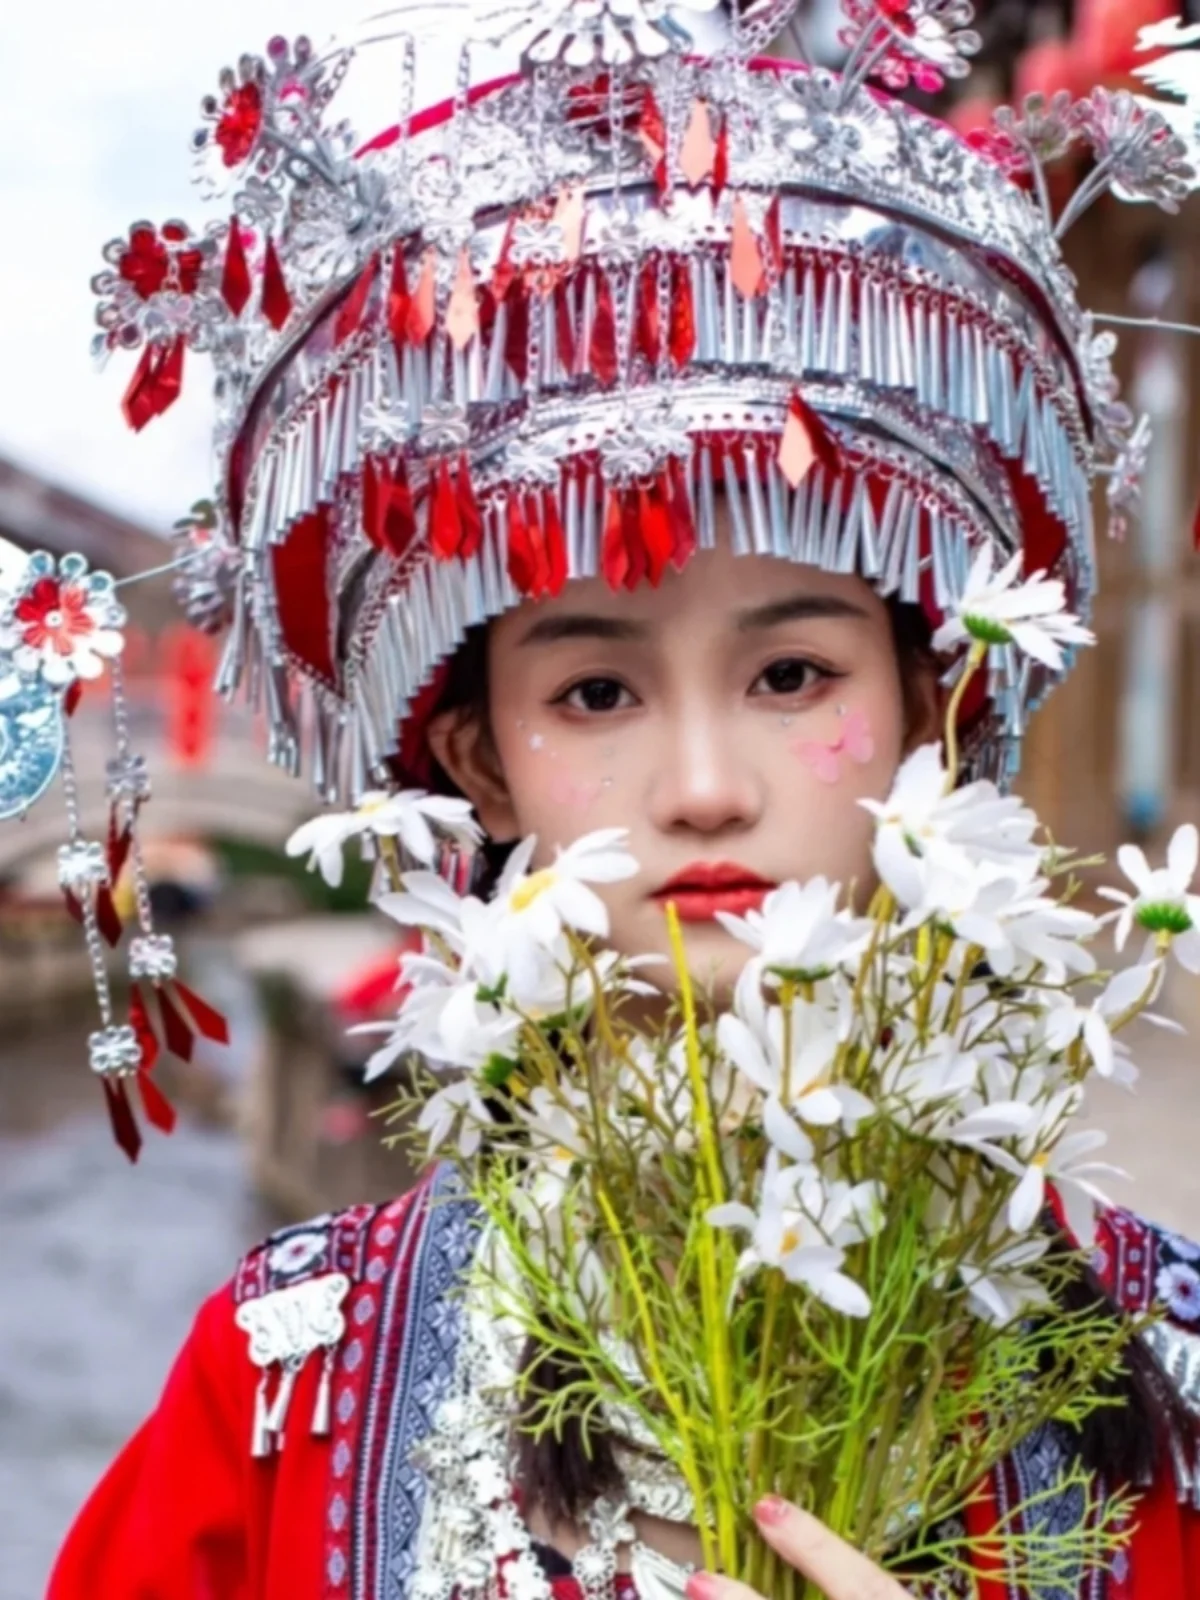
[496,547,885,639]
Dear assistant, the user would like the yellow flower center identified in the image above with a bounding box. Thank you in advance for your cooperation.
[1031,1151,1050,1170]
[510,867,558,911]
[357,795,391,817]
[781,1227,802,1254]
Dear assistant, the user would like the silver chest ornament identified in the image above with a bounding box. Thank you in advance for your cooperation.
[234,1271,352,1455]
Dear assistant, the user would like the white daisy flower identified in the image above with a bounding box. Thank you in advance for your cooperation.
[932,546,1094,669]
[714,877,870,984]
[1098,823,1200,972]
[494,829,639,948]
[284,790,481,887]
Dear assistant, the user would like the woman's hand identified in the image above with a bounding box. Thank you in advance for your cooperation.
[684,1497,914,1600]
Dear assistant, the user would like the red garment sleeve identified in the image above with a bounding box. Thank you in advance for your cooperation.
[46,1281,327,1600]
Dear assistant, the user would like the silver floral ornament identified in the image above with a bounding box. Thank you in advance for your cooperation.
[105,751,153,805]
[88,1024,143,1079]
[171,502,239,636]
[129,934,179,983]
[419,401,472,454]
[58,840,111,894]
[523,0,720,68]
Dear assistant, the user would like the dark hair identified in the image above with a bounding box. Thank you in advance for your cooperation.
[423,598,1188,1526]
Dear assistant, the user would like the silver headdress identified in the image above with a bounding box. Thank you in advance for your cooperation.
[82,1,1199,800]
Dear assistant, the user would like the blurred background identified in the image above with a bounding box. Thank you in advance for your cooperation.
[1,0,1199,1593]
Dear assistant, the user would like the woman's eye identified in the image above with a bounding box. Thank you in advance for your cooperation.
[753,657,832,697]
[558,677,635,713]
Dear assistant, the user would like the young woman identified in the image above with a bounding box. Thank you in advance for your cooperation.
[40,2,1200,1595]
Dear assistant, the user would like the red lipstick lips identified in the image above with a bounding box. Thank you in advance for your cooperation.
[652,861,777,923]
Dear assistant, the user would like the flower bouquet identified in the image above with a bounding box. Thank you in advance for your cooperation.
[287,552,1200,1595]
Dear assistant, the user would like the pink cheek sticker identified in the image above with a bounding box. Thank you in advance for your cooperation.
[547,773,603,809]
[793,709,876,785]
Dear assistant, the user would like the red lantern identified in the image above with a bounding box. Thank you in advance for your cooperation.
[162,626,218,768]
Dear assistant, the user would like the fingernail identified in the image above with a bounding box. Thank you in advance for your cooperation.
[685,1574,721,1600]
[754,1495,791,1527]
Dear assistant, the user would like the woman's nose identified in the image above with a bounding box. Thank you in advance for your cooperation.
[647,708,763,836]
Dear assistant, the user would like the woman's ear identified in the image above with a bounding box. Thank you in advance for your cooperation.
[426,709,520,843]
[903,657,944,753]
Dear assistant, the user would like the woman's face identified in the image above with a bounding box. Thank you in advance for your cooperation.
[429,530,938,997]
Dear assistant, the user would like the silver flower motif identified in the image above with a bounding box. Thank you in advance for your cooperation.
[105,752,153,805]
[89,1024,143,1079]
[171,501,239,636]
[509,219,567,270]
[524,0,720,69]
[58,840,110,894]
[129,933,179,982]
[1074,88,1195,211]
[419,402,471,454]
[505,434,563,487]
[360,399,416,456]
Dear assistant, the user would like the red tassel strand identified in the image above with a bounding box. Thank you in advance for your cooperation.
[387,249,411,352]
[103,1078,143,1164]
[589,268,619,384]
[335,254,380,344]
[261,237,292,331]
[429,460,463,560]
[456,456,483,559]
[220,221,252,316]
[121,337,185,431]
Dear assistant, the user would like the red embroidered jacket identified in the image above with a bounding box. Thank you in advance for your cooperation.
[47,1171,1200,1600]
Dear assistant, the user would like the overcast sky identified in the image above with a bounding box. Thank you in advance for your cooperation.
[0,1,479,533]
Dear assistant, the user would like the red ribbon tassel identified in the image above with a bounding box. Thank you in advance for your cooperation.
[506,494,537,595]
[157,985,195,1062]
[429,460,463,560]
[384,457,417,560]
[261,237,292,331]
[335,255,380,345]
[503,278,530,383]
[635,258,660,368]
[589,269,619,385]
[138,1071,177,1134]
[456,456,483,559]
[121,337,185,431]
[102,1078,143,1164]
[712,116,729,199]
[670,258,696,369]
[174,979,230,1045]
[362,456,387,552]
[554,281,577,376]
[220,221,253,317]
[387,250,411,353]
[639,484,673,587]
[638,89,668,192]
[666,457,697,570]
[95,886,123,948]
[130,986,160,1074]
[540,490,568,596]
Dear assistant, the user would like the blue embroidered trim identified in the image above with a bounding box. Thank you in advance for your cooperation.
[372,1165,482,1600]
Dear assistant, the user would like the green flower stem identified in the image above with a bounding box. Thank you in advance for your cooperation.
[943,639,988,790]
[665,902,740,1576]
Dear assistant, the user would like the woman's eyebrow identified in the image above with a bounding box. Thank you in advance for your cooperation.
[735,594,870,631]
[516,613,650,647]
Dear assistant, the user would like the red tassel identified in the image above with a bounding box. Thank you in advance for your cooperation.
[121,338,185,431]
[712,117,729,199]
[506,494,537,595]
[407,251,437,345]
[456,456,483,559]
[639,483,673,587]
[778,391,840,487]
[554,281,577,376]
[384,457,417,559]
[638,89,668,192]
[622,490,647,591]
[503,278,530,383]
[635,258,660,368]
[63,681,83,717]
[387,250,411,352]
[221,221,252,316]
[362,456,387,551]
[130,985,160,1074]
[490,216,518,305]
[174,979,230,1045]
[541,491,568,596]
[601,490,626,590]
[589,269,619,384]
[670,258,697,369]
[95,885,123,948]
[107,814,133,885]
[62,887,84,926]
[335,254,379,344]
[429,459,463,560]
[666,457,697,570]
[102,1078,143,1163]
[157,985,195,1062]
[138,1071,177,1134]
[261,237,292,330]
